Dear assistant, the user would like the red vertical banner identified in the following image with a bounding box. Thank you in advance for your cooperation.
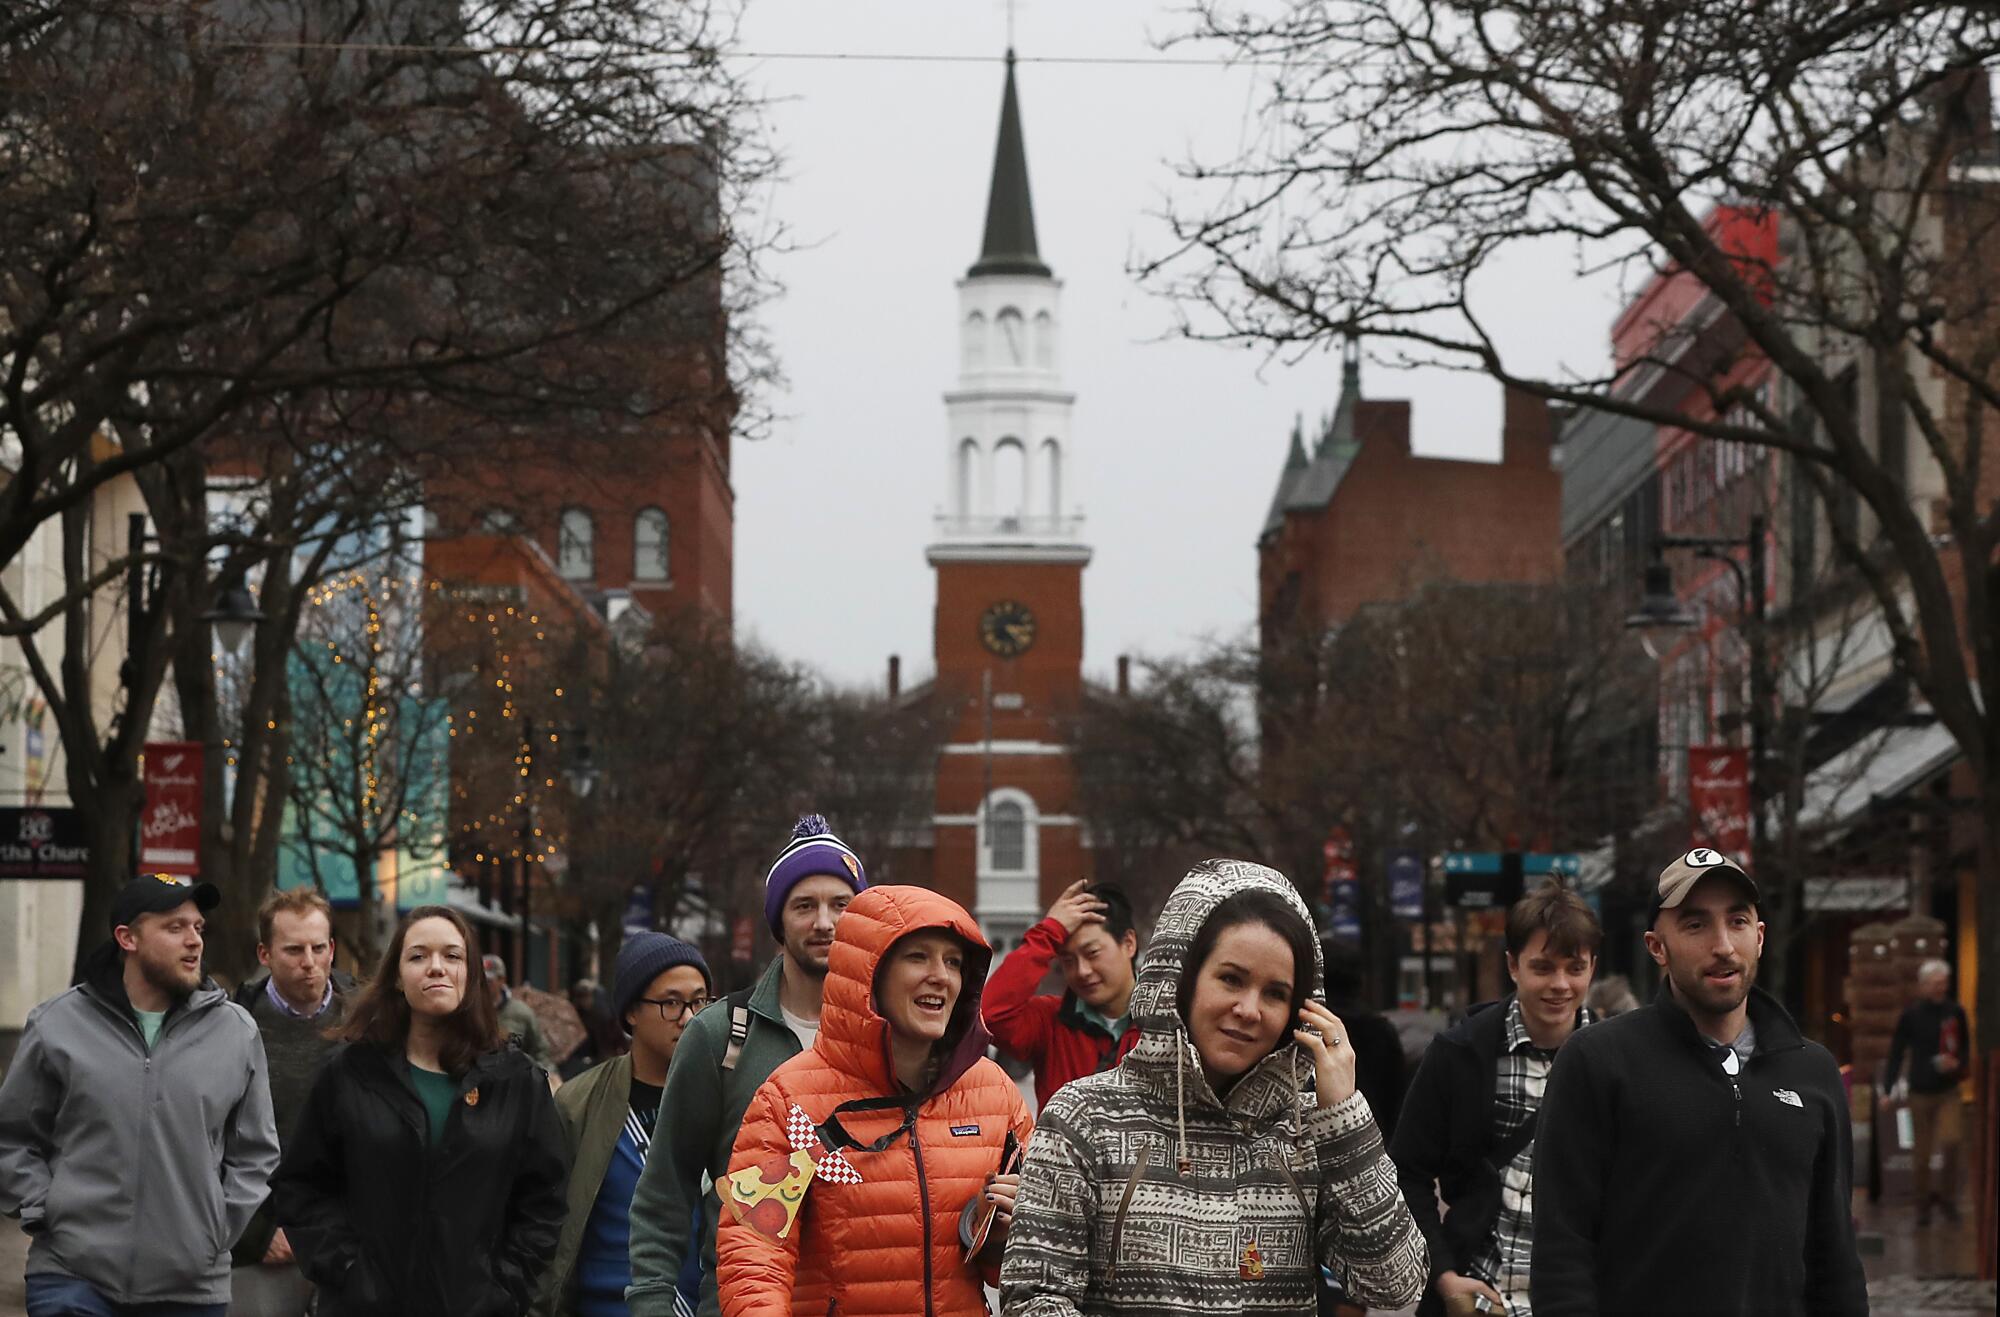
[1688,746,1751,868]
[141,741,204,875]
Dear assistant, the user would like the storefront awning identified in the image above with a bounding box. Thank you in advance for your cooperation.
[447,880,521,931]
[1789,719,1959,839]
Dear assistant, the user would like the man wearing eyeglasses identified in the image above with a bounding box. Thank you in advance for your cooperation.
[534,932,712,1317]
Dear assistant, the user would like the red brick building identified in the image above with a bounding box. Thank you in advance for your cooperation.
[903,53,1090,948]
[1258,342,1562,644]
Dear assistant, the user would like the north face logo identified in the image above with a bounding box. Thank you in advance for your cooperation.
[1772,1088,1803,1108]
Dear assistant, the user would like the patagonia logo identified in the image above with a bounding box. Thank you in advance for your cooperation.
[950,1123,981,1137]
[1772,1088,1803,1108]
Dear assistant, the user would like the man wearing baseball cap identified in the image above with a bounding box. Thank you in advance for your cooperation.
[1529,849,1866,1316]
[0,874,281,1315]
[627,814,866,1317]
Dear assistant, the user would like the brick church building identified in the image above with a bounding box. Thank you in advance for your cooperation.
[904,52,1091,948]
[1258,344,1563,644]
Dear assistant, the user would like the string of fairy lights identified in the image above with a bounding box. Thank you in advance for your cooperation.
[220,570,575,865]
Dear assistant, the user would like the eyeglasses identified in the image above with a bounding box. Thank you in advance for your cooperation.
[637,996,712,1022]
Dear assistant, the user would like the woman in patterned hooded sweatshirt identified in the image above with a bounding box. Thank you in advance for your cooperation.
[1000,859,1427,1316]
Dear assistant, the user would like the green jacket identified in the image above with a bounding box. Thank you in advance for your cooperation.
[627,955,802,1317]
[499,992,552,1069]
[530,1053,632,1317]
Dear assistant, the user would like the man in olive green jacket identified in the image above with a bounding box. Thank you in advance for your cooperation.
[626,815,866,1317]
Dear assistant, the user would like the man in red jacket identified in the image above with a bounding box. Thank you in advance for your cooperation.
[983,880,1142,1108]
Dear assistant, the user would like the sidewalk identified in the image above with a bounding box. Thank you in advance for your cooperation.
[2,1203,1993,1316]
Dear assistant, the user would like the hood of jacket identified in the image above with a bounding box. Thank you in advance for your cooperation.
[78,936,226,1028]
[819,884,994,1097]
[1125,858,1324,1122]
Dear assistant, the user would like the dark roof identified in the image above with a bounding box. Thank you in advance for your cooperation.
[1260,416,1312,538]
[1285,343,1364,511]
[968,50,1051,279]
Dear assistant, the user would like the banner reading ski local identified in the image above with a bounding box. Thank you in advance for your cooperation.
[1688,746,1751,868]
[141,741,203,875]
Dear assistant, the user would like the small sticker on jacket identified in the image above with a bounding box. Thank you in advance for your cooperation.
[950,1123,981,1137]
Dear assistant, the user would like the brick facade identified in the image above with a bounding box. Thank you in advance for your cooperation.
[1258,353,1562,641]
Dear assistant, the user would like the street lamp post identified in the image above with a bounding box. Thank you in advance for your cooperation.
[1625,512,1769,877]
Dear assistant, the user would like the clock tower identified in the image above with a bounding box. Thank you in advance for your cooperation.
[928,50,1090,947]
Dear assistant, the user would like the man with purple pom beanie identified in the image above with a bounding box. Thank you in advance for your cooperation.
[627,816,867,1317]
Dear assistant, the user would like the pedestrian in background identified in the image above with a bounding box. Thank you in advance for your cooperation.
[1583,975,1637,1020]
[1390,883,1598,1317]
[274,905,568,1317]
[534,934,713,1317]
[1001,859,1428,1317]
[1321,939,1408,1144]
[228,887,357,1317]
[486,953,555,1070]
[1530,849,1866,1316]
[716,886,1032,1317]
[1884,957,1970,1225]
[559,979,627,1082]
[0,874,280,1317]
[627,814,867,1317]
[983,879,1143,1109]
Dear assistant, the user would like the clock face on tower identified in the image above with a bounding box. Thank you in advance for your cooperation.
[979,600,1037,658]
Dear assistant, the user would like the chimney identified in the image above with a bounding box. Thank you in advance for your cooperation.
[1116,655,1130,697]
[887,654,901,700]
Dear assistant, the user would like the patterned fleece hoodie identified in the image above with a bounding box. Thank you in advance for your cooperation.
[999,859,1428,1316]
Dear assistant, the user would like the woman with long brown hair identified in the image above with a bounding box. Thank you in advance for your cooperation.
[274,905,568,1316]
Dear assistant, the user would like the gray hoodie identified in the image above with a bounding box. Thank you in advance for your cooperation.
[0,940,281,1305]
[1000,858,1428,1315]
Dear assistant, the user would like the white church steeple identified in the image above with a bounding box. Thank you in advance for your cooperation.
[930,50,1088,566]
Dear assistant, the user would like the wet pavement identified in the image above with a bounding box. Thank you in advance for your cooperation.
[2,1192,1992,1315]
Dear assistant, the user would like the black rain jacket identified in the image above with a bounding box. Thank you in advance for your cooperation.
[1529,986,1867,1317]
[272,1040,569,1317]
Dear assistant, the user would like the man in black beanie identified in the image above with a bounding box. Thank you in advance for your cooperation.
[535,931,711,1317]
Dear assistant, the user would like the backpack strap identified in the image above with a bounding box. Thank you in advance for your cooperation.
[719,984,756,1073]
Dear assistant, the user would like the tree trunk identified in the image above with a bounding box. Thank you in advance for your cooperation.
[71,774,142,982]
[1977,785,2000,1059]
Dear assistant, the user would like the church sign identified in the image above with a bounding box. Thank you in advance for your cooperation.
[0,806,92,880]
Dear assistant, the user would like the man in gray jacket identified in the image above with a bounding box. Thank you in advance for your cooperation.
[0,873,281,1316]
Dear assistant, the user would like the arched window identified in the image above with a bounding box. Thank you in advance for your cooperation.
[964,311,987,370]
[956,439,978,517]
[558,508,595,580]
[633,507,669,582]
[1041,438,1062,518]
[987,801,1026,871]
[994,307,1026,367]
[478,507,523,535]
[993,438,1026,519]
[977,788,1041,939]
[1033,310,1055,367]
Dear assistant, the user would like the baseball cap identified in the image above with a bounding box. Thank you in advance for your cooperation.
[1648,848,1759,923]
[110,873,221,932]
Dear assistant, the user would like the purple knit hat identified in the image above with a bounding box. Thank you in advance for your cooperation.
[764,814,867,935]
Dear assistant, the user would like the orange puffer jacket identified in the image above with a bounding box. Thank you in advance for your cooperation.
[716,886,1033,1317]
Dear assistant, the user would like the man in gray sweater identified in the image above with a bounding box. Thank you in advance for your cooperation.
[228,887,355,1316]
[0,873,281,1316]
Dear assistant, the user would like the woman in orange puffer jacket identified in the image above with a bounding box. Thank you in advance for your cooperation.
[716,885,1034,1316]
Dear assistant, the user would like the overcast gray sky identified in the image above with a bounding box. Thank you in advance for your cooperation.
[728,0,1626,689]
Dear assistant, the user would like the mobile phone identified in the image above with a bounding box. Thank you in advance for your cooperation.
[962,1130,1023,1259]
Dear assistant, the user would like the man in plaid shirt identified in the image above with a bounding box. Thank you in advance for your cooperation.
[1390,884,1600,1316]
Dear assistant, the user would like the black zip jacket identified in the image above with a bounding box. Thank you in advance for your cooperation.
[272,1040,569,1317]
[1387,998,1509,1317]
[1530,987,1867,1317]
